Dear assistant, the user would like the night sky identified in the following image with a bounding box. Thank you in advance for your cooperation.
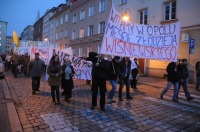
[0,0,66,36]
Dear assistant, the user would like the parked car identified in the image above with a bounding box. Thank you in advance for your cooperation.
[0,57,5,78]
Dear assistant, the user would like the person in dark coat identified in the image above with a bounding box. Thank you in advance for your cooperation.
[160,61,181,102]
[131,58,140,89]
[118,57,133,101]
[61,58,75,103]
[47,55,63,105]
[177,59,194,101]
[91,54,110,112]
[195,61,200,91]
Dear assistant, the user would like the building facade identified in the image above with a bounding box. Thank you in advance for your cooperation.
[112,0,200,83]
[5,36,14,53]
[21,25,34,40]
[33,17,44,41]
[0,20,7,53]
[43,7,57,42]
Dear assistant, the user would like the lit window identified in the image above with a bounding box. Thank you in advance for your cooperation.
[79,28,85,38]
[80,10,85,20]
[89,5,94,17]
[99,0,106,12]
[88,25,93,36]
[164,1,176,21]
[98,21,105,34]
[139,9,148,24]
[87,46,93,57]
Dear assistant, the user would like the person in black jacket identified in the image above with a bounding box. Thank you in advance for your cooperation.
[91,54,110,112]
[118,57,133,101]
[131,58,140,89]
[195,62,200,91]
[177,59,194,101]
[160,61,181,102]
[107,56,120,104]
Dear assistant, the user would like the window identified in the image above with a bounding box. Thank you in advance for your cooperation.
[73,14,77,23]
[50,34,53,42]
[139,9,148,24]
[66,14,69,22]
[98,45,101,54]
[98,21,105,34]
[60,17,63,25]
[89,5,94,17]
[60,30,63,39]
[72,30,76,40]
[164,1,176,21]
[79,28,85,38]
[87,46,93,57]
[65,28,68,37]
[99,0,106,12]
[72,48,76,56]
[56,20,59,27]
[56,33,58,40]
[119,0,127,5]
[51,22,54,30]
[88,25,93,36]
[78,48,83,57]
[80,10,85,20]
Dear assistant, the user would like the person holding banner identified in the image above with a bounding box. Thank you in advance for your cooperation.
[107,56,120,104]
[61,58,75,103]
[91,54,110,112]
[118,57,133,101]
[47,55,63,105]
[131,58,140,90]
[28,52,45,95]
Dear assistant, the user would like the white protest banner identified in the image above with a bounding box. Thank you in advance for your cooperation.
[29,47,50,65]
[49,49,92,80]
[61,47,73,56]
[17,41,57,55]
[100,6,180,62]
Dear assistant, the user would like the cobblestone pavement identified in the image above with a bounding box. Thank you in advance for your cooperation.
[0,78,12,132]
[5,72,200,132]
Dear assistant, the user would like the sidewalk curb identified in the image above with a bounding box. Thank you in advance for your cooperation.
[7,103,23,132]
[4,77,23,132]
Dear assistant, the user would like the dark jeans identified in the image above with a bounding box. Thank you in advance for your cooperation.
[12,64,18,77]
[131,69,138,88]
[119,76,131,99]
[31,77,41,91]
[51,86,60,101]
[178,79,192,99]
[23,66,28,77]
[91,77,106,109]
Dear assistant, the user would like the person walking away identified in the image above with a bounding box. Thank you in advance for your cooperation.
[47,55,62,105]
[160,61,181,102]
[61,58,75,103]
[22,53,30,77]
[91,54,110,112]
[131,58,140,89]
[118,57,133,101]
[28,53,45,94]
[11,52,20,78]
[177,59,194,101]
[107,56,120,104]
[195,62,200,91]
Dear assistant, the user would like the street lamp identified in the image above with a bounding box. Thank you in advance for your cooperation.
[122,15,129,22]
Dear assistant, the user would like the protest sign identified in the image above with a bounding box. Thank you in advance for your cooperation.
[29,47,50,65]
[49,49,92,80]
[17,41,57,55]
[100,6,180,62]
